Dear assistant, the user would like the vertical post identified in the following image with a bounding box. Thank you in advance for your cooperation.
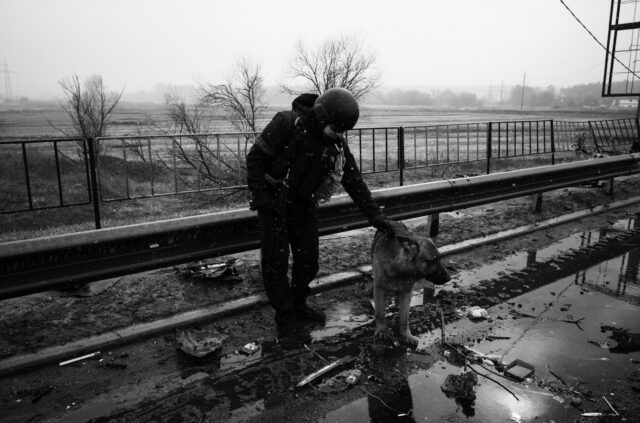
[385,128,389,171]
[634,97,640,152]
[53,141,64,207]
[86,137,102,229]
[427,214,440,238]
[588,121,600,153]
[607,178,615,197]
[531,192,543,213]
[486,122,492,174]
[550,120,556,165]
[21,142,33,210]
[398,126,405,186]
[520,71,526,112]
[147,137,154,196]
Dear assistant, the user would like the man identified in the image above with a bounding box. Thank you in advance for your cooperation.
[246,88,395,342]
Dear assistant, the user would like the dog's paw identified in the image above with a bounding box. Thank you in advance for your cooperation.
[400,334,419,348]
[374,326,394,343]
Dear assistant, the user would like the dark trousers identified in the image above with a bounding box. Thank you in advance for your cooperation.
[257,201,319,325]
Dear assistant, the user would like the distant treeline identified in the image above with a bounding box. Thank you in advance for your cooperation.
[368,81,634,108]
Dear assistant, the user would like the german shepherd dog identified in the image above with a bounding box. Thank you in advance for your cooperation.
[372,221,451,347]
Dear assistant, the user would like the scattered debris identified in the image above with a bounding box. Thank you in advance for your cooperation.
[315,369,363,393]
[441,371,478,402]
[175,259,240,281]
[455,306,490,320]
[602,326,640,353]
[345,369,362,385]
[296,358,348,388]
[466,306,489,320]
[444,343,519,401]
[239,342,260,355]
[504,359,535,381]
[486,335,511,341]
[175,329,227,358]
[581,395,620,417]
[59,351,101,366]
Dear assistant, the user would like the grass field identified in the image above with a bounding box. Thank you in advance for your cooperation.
[0,103,635,242]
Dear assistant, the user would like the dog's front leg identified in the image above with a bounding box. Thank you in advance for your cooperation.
[397,291,418,347]
[373,284,393,342]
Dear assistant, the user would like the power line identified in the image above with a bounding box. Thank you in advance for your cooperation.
[558,0,640,80]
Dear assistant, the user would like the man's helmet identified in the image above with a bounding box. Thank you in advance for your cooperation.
[313,88,359,132]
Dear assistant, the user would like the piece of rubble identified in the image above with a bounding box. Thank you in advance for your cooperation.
[504,359,535,381]
[59,351,101,366]
[175,329,227,358]
[441,371,478,401]
[296,358,350,388]
[176,259,240,280]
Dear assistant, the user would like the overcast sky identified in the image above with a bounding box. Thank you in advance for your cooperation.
[1,0,610,100]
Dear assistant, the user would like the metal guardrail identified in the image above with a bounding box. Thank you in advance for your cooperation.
[1,153,639,300]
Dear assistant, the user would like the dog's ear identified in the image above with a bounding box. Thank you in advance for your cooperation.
[422,239,440,261]
[397,235,419,257]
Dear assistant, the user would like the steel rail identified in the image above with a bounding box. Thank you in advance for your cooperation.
[1,153,639,300]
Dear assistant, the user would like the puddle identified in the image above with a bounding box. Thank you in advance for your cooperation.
[311,301,373,340]
[320,219,640,423]
[320,360,577,423]
[321,278,640,422]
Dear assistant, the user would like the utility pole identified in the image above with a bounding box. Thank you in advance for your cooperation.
[499,80,504,105]
[1,59,15,101]
[520,71,526,112]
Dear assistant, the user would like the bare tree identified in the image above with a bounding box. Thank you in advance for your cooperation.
[151,88,247,194]
[198,57,266,133]
[58,74,124,145]
[282,35,380,99]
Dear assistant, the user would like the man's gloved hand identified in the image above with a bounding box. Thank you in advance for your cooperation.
[249,190,271,211]
[370,216,396,238]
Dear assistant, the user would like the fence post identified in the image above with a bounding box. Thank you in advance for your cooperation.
[398,126,405,186]
[550,120,556,165]
[86,137,102,229]
[486,122,492,174]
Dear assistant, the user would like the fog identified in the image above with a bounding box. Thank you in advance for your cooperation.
[0,0,609,101]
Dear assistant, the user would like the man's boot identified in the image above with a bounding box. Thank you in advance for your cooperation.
[292,284,326,325]
[275,311,311,344]
[294,302,326,325]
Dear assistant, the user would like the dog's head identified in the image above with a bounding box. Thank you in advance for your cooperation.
[397,235,451,285]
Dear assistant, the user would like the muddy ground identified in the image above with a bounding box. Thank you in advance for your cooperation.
[1,175,640,422]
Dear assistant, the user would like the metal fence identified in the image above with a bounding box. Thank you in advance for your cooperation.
[589,118,638,153]
[97,132,256,201]
[1,118,637,228]
[0,137,93,213]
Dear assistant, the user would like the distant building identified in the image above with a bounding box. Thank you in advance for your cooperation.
[611,98,638,109]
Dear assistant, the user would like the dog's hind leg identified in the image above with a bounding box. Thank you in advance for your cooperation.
[373,284,393,342]
[397,291,418,347]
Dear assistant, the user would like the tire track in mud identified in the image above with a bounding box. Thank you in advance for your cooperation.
[73,227,640,423]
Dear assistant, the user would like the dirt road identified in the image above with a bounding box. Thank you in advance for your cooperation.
[1,176,640,422]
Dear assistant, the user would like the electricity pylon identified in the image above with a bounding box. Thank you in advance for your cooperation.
[1,59,15,101]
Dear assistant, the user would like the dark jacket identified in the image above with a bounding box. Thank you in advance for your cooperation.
[246,93,382,222]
